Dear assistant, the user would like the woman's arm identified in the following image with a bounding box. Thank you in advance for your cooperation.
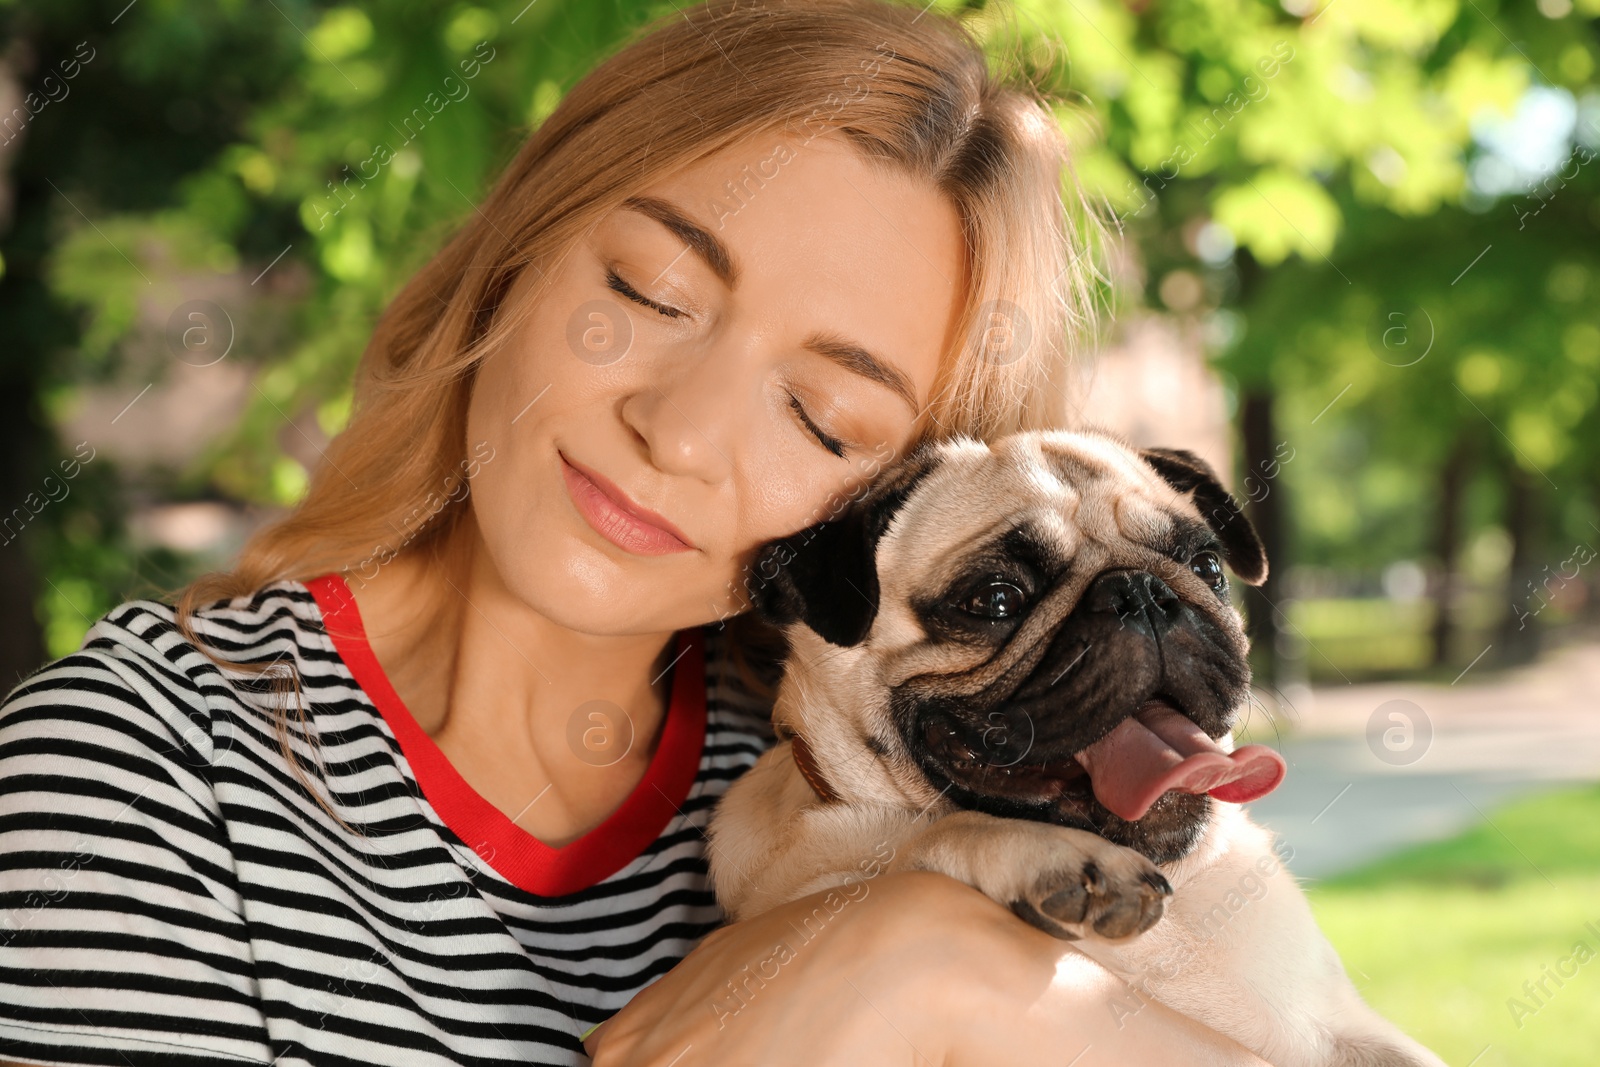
[585,869,1271,1066]
[943,873,1274,1067]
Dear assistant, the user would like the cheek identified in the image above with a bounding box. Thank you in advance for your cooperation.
[462,425,536,570]
[469,327,552,454]
[744,452,819,523]
[1188,597,1249,657]
[464,338,573,560]
[475,279,620,424]
[468,305,615,486]
[721,443,888,588]
[721,417,922,589]
[736,439,869,537]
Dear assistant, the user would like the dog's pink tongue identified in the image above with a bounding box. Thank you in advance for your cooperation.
[1073,700,1286,822]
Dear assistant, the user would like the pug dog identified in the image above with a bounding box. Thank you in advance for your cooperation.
[705,429,1446,1067]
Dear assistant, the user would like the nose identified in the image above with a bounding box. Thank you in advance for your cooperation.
[621,355,738,485]
[1086,570,1183,637]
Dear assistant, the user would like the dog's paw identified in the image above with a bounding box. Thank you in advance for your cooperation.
[1008,840,1171,942]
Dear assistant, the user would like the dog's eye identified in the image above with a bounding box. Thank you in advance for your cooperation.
[959,581,1029,619]
[1190,550,1226,591]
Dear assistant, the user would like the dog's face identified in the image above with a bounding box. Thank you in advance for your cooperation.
[749,430,1277,865]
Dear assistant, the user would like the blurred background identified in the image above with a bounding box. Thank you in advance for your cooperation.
[0,0,1596,1062]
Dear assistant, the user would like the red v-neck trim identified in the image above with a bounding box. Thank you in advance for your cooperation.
[304,573,707,897]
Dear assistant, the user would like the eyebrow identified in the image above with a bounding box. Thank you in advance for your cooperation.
[622,195,740,288]
[801,332,919,414]
[619,194,922,415]
[1162,515,1222,559]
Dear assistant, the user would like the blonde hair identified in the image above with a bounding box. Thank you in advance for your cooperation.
[177,0,1104,801]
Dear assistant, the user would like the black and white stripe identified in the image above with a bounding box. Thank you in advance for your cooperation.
[0,581,777,1066]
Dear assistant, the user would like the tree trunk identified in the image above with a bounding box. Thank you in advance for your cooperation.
[1239,389,1297,689]
[1494,461,1544,666]
[1428,432,1471,668]
[1588,480,1600,627]
[0,387,46,692]
[0,53,46,692]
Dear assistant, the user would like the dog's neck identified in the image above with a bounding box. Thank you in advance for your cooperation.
[773,720,842,803]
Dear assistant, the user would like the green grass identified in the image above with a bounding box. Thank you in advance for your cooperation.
[1305,784,1600,1067]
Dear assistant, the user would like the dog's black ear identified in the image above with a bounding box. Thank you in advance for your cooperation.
[748,445,938,646]
[1139,447,1269,586]
[749,505,881,647]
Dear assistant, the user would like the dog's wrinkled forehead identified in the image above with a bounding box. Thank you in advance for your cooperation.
[745,426,1263,651]
[875,431,1190,592]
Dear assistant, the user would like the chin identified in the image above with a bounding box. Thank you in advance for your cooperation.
[1051,791,1215,865]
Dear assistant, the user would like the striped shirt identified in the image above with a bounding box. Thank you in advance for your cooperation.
[0,575,778,1066]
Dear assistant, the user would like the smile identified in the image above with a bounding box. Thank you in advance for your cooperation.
[560,451,695,556]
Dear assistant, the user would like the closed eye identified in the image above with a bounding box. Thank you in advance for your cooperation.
[787,392,848,458]
[605,267,684,319]
[605,263,847,458]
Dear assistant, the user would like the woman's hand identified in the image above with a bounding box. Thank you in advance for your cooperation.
[584,870,970,1066]
[583,869,1273,1066]
[947,885,1277,1067]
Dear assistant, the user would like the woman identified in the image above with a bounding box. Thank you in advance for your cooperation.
[0,1,1271,1064]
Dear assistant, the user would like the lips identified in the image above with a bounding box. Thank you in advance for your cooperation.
[925,722,1087,800]
[560,451,695,556]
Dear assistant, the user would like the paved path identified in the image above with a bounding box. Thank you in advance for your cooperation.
[1233,639,1600,881]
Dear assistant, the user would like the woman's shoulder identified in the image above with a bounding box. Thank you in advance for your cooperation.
[0,580,330,754]
[0,588,304,1063]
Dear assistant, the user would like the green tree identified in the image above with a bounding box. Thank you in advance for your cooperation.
[3,0,1595,685]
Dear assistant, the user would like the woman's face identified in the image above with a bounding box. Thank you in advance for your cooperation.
[465,131,966,636]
